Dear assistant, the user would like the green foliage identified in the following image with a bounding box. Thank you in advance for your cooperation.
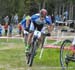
[29,0,39,15]
[0,0,75,18]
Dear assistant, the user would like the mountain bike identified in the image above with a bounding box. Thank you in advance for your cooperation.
[60,38,75,70]
[27,26,50,67]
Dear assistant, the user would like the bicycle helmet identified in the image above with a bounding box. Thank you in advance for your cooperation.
[40,9,47,17]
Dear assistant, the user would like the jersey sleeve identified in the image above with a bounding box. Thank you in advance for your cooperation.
[20,18,26,25]
[45,16,52,25]
[31,13,40,22]
[20,18,26,29]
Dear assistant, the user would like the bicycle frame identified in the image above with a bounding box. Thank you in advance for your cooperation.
[27,30,42,66]
[28,26,49,66]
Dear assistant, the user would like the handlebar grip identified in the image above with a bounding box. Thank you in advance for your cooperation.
[43,33,51,36]
[46,33,51,36]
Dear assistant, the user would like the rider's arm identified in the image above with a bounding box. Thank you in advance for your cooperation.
[19,18,26,32]
[47,24,54,32]
[31,13,40,23]
[46,16,54,32]
[26,19,31,28]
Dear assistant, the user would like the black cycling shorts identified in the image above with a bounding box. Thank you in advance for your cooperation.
[33,23,44,31]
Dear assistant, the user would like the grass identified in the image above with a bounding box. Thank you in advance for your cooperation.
[0,38,25,70]
[47,40,56,44]
[0,38,75,70]
[35,49,60,66]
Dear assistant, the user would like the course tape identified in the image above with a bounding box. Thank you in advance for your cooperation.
[44,44,70,50]
[0,36,23,39]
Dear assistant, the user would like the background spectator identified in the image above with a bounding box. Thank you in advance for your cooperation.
[4,23,8,36]
[14,13,18,25]
[51,14,55,23]
[18,24,22,36]
[0,24,2,36]
[63,10,68,21]
[9,24,13,37]
[4,16,9,24]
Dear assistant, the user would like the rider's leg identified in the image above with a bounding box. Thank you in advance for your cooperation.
[25,32,34,53]
[24,33,28,45]
[71,38,75,55]
[26,32,33,49]
[22,28,30,52]
[36,24,44,48]
[25,22,34,52]
[38,35,44,48]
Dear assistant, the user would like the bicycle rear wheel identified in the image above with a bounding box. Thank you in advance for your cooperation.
[60,39,72,69]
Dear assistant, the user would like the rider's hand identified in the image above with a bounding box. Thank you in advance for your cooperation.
[46,33,51,36]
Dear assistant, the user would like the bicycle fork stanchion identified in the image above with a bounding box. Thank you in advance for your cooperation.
[39,48,44,59]
[39,37,47,59]
[61,31,65,39]
[51,30,61,45]
[51,30,65,45]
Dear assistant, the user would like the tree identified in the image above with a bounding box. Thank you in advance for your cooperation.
[29,0,39,15]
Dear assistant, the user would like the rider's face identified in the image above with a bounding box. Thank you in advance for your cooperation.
[26,20,30,25]
[40,16,45,20]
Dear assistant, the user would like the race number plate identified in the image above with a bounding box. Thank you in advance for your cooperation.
[34,30,41,38]
[24,30,29,34]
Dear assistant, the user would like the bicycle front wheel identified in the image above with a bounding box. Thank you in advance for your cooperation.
[60,39,72,69]
[41,36,45,48]
[28,40,38,67]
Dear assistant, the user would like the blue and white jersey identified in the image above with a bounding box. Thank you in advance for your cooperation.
[31,13,52,25]
[20,18,26,30]
[0,26,2,32]
[20,15,31,30]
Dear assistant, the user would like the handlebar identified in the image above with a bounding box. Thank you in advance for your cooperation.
[42,32,51,36]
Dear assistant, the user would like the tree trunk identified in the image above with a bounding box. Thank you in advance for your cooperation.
[69,2,73,20]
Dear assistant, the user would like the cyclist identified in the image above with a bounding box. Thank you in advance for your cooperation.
[18,23,22,36]
[20,15,31,51]
[20,15,31,31]
[26,9,54,52]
